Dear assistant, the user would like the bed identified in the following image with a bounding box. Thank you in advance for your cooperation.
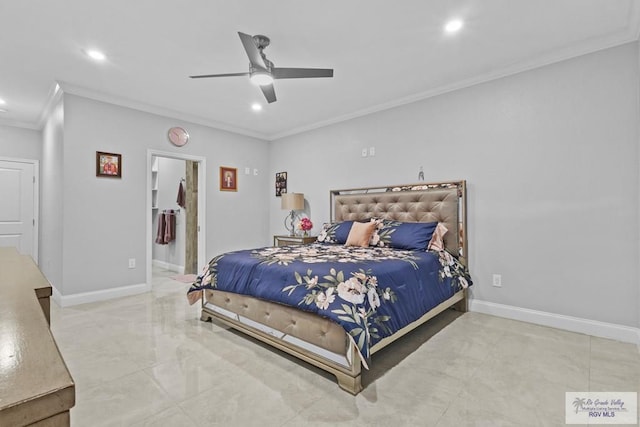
[187,180,471,394]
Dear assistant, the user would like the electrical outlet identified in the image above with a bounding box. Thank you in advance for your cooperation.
[253,168,258,176]
[369,147,376,156]
[128,258,136,269]
[361,148,368,157]
[492,274,502,287]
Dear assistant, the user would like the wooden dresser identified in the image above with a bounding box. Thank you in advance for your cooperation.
[0,248,75,426]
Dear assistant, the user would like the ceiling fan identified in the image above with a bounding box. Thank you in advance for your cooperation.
[190,32,333,104]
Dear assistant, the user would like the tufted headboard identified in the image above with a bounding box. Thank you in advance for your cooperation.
[330,181,467,263]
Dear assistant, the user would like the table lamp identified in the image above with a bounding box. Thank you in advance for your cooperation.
[281,193,304,236]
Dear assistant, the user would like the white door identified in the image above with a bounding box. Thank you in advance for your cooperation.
[0,160,35,259]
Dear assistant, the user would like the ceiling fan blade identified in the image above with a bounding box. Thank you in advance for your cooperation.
[260,84,277,103]
[189,72,250,79]
[272,68,334,79]
[238,32,267,69]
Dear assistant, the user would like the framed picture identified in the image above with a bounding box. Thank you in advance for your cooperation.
[96,151,122,178]
[275,171,287,197]
[220,166,237,192]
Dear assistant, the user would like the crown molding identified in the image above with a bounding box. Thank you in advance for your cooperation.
[268,32,639,141]
[19,8,640,141]
[54,81,269,141]
[0,118,41,130]
[35,82,64,130]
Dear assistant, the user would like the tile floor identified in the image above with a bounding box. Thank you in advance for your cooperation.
[50,268,640,426]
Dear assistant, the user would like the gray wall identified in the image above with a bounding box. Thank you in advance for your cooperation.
[269,42,639,328]
[15,40,640,333]
[40,98,64,293]
[152,156,186,270]
[0,125,41,160]
[56,94,269,295]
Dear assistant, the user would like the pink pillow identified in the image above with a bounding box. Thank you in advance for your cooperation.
[345,221,377,247]
[427,223,448,251]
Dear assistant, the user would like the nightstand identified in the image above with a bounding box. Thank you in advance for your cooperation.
[273,235,317,247]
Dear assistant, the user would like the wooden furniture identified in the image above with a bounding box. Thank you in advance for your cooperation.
[273,234,317,246]
[0,248,75,426]
[185,160,198,274]
[201,181,468,394]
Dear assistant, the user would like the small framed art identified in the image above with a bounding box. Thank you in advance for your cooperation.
[96,151,122,178]
[275,171,287,197]
[220,166,237,192]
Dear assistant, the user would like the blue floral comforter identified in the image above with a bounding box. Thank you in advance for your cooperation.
[187,243,471,366]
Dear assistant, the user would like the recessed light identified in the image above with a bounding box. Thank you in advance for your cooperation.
[444,19,463,34]
[0,98,6,105]
[251,103,262,111]
[86,49,106,61]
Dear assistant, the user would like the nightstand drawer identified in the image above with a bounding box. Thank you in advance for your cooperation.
[273,235,317,247]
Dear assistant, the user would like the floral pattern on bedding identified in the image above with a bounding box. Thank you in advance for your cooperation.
[251,243,420,267]
[187,243,472,365]
[316,222,343,244]
[281,267,398,353]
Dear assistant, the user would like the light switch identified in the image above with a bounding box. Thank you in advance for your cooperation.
[369,147,376,156]
[244,167,250,175]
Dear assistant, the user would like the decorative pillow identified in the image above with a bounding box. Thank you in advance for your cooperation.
[316,222,338,243]
[316,221,353,244]
[333,221,354,244]
[427,222,448,251]
[368,218,385,247]
[367,218,400,248]
[371,220,438,251]
[345,221,377,247]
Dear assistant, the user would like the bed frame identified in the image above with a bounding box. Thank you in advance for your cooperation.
[200,180,468,394]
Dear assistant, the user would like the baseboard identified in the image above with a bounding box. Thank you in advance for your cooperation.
[52,282,150,307]
[469,299,640,347]
[51,285,63,307]
[152,259,184,274]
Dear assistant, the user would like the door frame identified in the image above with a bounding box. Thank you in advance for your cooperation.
[146,149,206,287]
[0,156,39,263]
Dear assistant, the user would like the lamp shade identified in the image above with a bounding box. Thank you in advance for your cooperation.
[281,193,304,210]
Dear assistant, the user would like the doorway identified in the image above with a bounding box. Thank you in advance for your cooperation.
[0,157,39,262]
[146,150,206,288]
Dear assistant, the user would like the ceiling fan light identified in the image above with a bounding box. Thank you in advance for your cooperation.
[86,49,107,61]
[250,72,274,86]
[445,19,463,33]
